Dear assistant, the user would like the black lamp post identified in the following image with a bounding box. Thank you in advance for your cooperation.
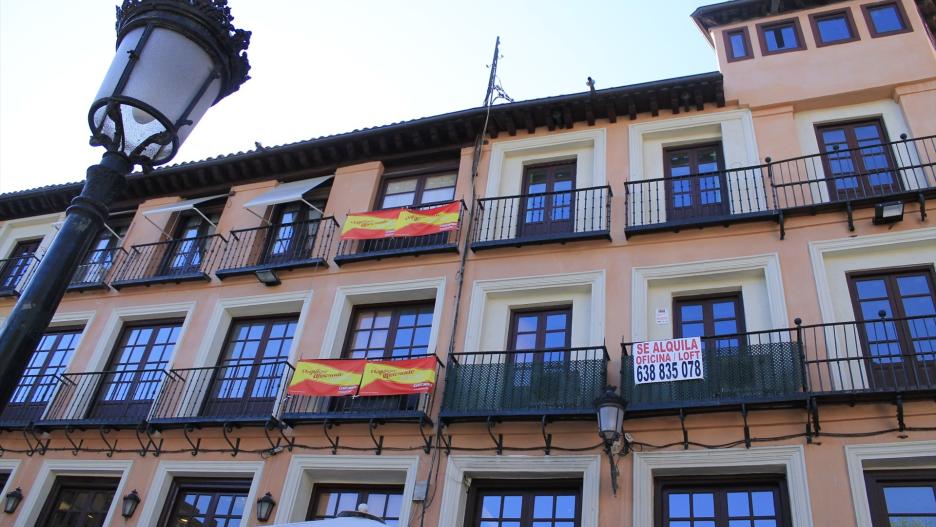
[0,0,251,411]
[595,386,627,496]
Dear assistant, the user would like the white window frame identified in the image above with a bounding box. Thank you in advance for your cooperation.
[275,455,421,524]
[845,440,936,527]
[134,460,265,527]
[12,459,133,527]
[633,445,813,527]
[438,455,601,527]
[0,459,21,497]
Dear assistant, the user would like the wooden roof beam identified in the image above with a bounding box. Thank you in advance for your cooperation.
[605,102,617,124]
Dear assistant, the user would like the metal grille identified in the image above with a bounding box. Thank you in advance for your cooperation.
[0,253,40,297]
[38,369,167,426]
[111,234,226,288]
[68,247,127,290]
[216,217,337,277]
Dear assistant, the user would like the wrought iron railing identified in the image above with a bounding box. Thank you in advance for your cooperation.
[440,346,608,420]
[36,369,168,426]
[0,253,40,297]
[623,166,771,230]
[280,355,440,423]
[216,217,338,278]
[471,186,612,248]
[334,201,466,264]
[0,369,63,427]
[68,247,127,290]
[621,315,936,412]
[111,234,226,288]
[150,360,293,424]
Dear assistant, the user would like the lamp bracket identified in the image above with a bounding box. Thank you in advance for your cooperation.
[486,417,503,455]
[418,417,432,454]
[263,419,294,453]
[679,409,689,450]
[368,419,385,456]
[23,427,49,457]
[778,210,786,240]
[846,201,855,232]
[182,423,202,456]
[895,394,906,434]
[919,192,927,221]
[809,397,822,438]
[64,426,85,456]
[99,426,118,458]
[144,425,164,457]
[323,421,340,455]
[740,404,751,449]
[222,422,241,457]
[437,429,453,456]
[541,416,553,456]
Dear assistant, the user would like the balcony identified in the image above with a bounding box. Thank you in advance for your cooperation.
[110,234,226,289]
[439,346,608,422]
[0,253,40,297]
[149,360,293,426]
[279,356,440,424]
[67,247,127,291]
[215,217,337,279]
[470,186,612,250]
[333,201,466,265]
[620,315,936,415]
[34,369,168,428]
[623,134,936,236]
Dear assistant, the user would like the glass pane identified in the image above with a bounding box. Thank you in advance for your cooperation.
[382,193,415,209]
[884,487,936,513]
[546,314,568,331]
[856,279,888,299]
[869,5,904,33]
[425,174,457,189]
[729,32,747,57]
[888,518,936,527]
[817,15,851,42]
[669,493,690,518]
[481,496,500,518]
[516,316,539,333]
[534,495,554,518]
[693,493,715,517]
[897,276,932,296]
[387,178,418,194]
[556,495,576,518]
[422,187,456,204]
[681,305,704,322]
[751,491,775,515]
[502,496,522,518]
[713,301,736,318]
[727,492,751,516]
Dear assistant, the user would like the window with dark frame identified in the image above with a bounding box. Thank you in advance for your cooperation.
[378,173,457,210]
[757,18,805,54]
[344,302,434,359]
[465,479,582,527]
[723,27,753,61]
[673,293,746,349]
[203,316,298,418]
[88,320,182,421]
[263,200,323,264]
[815,118,899,200]
[864,470,936,527]
[0,238,41,291]
[35,476,120,527]
[664,142,728,221]
[307,484,404,525]
[157,478,250,527]
[657,476,791,527]
[163,204,223,274]
[810,9,859,46]
[508,307,572,361]
[75,217,131,285]
[862,1,911,37]
[520,161,576,237]
[1,328,82,423]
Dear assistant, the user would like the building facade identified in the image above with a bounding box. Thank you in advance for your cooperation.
[0,0,934,526]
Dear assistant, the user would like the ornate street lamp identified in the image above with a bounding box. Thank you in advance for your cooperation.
[595,386,627,496]
[121,489,141,518]
[256,492,276,522]
[0,0,251,410]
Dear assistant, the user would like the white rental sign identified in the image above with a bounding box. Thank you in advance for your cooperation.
[632,336,704,385]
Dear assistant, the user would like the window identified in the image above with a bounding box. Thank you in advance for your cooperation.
[864,470,936,527]
[378,173,457,209]
[466,480,581,527]
[307,485,404,525]
[509,307,572,359]
[862,1,911,37]
[723,27,753,61]
[664,143,728,221]
[657,476,791,527]
[162,207,222,275]
[0,239,41,292]
[263,201,322,264]
[35,477,119,527]
[757,19,805,54]
[203,316,298,418]
[74,217,130,285]
[810,9,859,46]
[847,267,936,390]
[816,119,899,200]
[158,478,250,527]
[344,303,434,359]
[89,321,181,422]
[673,293,746,347]
[1,328,82,424]
[521,161,576,236]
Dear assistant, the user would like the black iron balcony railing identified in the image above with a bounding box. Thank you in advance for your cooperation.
[621,315,936,414]
[471,186,612,249]
[110,234,226,289]
[215,217,338,279]
[280,355,440,424]
[34,369,168,427]
[623,165,773,233]
[150,360,293,426]
[623,134,936,236]
[334,201,466,265]
[0,370,63,428]
[439,346,608,422]
[0,253,40,297]
[67,247,128,291]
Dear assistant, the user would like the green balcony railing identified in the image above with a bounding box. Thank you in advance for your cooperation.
[439,346,608,422]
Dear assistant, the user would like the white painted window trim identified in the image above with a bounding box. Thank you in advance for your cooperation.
[275,455,420,524]
[627,108,760,181]
[633,445,812,527]
[808,227,936,324]
[0,212,64,259]
[12,458,133,527]
[484,129,607,198]
[29,310,99,421]
[631,253,788,341]
[134,460,265,527]
[845,440,936,527]
[0,459,21,496]
[438,455,601,527]
[88,301,197,373]
[463,270,606,353]
[319,277,447,359]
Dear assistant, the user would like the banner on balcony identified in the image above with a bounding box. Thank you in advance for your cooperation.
[632,336,704,385]
[287,359,366,397]
[358,357,437,396]
[340,201,460,240]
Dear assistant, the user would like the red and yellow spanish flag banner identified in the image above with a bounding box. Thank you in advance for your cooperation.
[287,359,365,397]
[357,357,437,396]
[340,201,460,240]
